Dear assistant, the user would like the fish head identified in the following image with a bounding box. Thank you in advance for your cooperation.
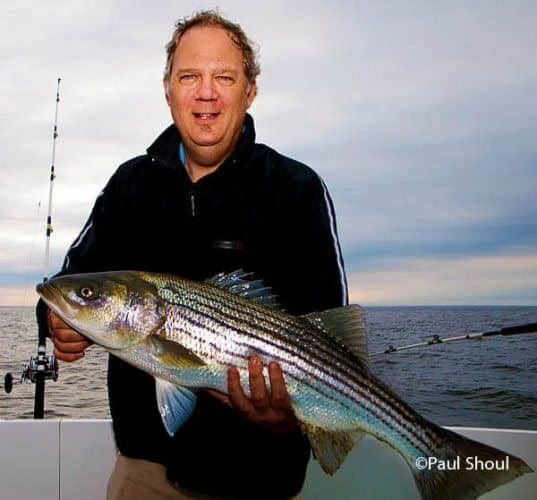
[36,271,166,350]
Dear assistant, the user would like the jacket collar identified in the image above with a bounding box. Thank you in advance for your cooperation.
[146,113,256,173]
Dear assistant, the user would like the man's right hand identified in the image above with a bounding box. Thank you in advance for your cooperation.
[47,309,92,362]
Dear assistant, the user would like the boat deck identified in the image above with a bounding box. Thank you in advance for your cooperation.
[0,420,535,499]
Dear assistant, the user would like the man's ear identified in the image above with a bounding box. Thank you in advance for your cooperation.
[246,80,257,108]
[163,78,171,105]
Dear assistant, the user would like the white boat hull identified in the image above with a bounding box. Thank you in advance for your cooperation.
[0,420,535,499]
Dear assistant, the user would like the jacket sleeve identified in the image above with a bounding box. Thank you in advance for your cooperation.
[252,167,348,489]
[35,170,122,334]
[276,170,348,315]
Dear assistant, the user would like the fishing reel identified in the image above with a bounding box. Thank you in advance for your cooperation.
[4,347,58,394]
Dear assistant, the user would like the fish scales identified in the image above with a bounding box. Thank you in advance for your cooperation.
[162,278,394,395]
[163,279,395,403]
[37,270,533,500]
[162,280,438,454]
[156,277,439,457]
[161,278,419,419]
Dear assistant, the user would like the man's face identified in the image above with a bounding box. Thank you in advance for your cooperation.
[164,26,256,165]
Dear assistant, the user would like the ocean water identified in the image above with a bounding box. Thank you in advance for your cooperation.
[0,306,109,419]
[0,305,536,429]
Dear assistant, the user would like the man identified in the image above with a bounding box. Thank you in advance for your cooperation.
[38,10,348,499]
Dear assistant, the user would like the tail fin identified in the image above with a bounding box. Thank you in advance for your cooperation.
[412,428,532,500]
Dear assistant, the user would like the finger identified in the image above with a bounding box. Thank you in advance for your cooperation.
[46,310,89,363]
[268,362,291,409]
[52,337,91,354]
[53,346,85,363]
[48,310,91,345]
[52,328,90,344]
[227,366,254,414]
[47,309,56,338]
[48,310,71,329]
[248,356,270,411]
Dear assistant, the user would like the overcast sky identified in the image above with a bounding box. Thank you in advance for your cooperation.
[1,0,536,306]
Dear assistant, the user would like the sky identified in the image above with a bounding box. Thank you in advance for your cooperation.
[1,0,536,306]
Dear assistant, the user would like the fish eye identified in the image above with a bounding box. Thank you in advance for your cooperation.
[78,286,96,300]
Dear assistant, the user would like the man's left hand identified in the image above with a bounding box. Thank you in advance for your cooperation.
[207,355,298,434]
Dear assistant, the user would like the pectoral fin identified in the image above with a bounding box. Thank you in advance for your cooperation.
[147,336,206,368]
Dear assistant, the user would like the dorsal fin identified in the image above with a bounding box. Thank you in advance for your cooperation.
[302,305,368,367]
[205,269,283,309]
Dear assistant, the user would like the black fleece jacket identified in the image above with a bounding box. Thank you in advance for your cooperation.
[37,114,348,498]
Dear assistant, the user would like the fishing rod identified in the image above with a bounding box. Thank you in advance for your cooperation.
[369,322,537,357]
[3,79,61,413]
[32,77,62,418]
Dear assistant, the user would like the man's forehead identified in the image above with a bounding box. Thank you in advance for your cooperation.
[173,26,244,70]
[175,25,238,53]
[175,65,240,74]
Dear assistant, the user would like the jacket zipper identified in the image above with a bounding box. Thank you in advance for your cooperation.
[187,186,197,217]
[190,192,196,217]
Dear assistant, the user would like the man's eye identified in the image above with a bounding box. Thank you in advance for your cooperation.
[216,75,234,85]
[179,74,197,83]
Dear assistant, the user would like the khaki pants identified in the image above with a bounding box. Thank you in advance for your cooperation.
[107,454,301,500]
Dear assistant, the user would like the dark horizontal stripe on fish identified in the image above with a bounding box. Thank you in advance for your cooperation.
[168,299,440,453]
[167,305,436,455]
[166,314,405,447]
[162,290,441,451]
[163,286,391,393]
[175,313,432,457]
[160,281,406,417]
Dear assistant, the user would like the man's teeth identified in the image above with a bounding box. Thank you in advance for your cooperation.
[196,113,217,119]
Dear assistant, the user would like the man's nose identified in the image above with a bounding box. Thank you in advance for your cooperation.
[196,76,217,100]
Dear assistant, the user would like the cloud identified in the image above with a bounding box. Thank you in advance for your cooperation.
[349,250,537,305]
[1,0,536,305]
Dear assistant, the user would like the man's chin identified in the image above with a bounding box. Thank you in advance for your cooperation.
[188,135,229,153]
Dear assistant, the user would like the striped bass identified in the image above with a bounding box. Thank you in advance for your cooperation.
[36,269,532,499]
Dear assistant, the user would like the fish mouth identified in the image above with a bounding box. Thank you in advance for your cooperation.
[36,281,78,320]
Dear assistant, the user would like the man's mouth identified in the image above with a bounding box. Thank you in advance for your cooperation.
[193,112,220,120]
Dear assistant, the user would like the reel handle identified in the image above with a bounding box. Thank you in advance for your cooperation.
[4,372,13,394]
